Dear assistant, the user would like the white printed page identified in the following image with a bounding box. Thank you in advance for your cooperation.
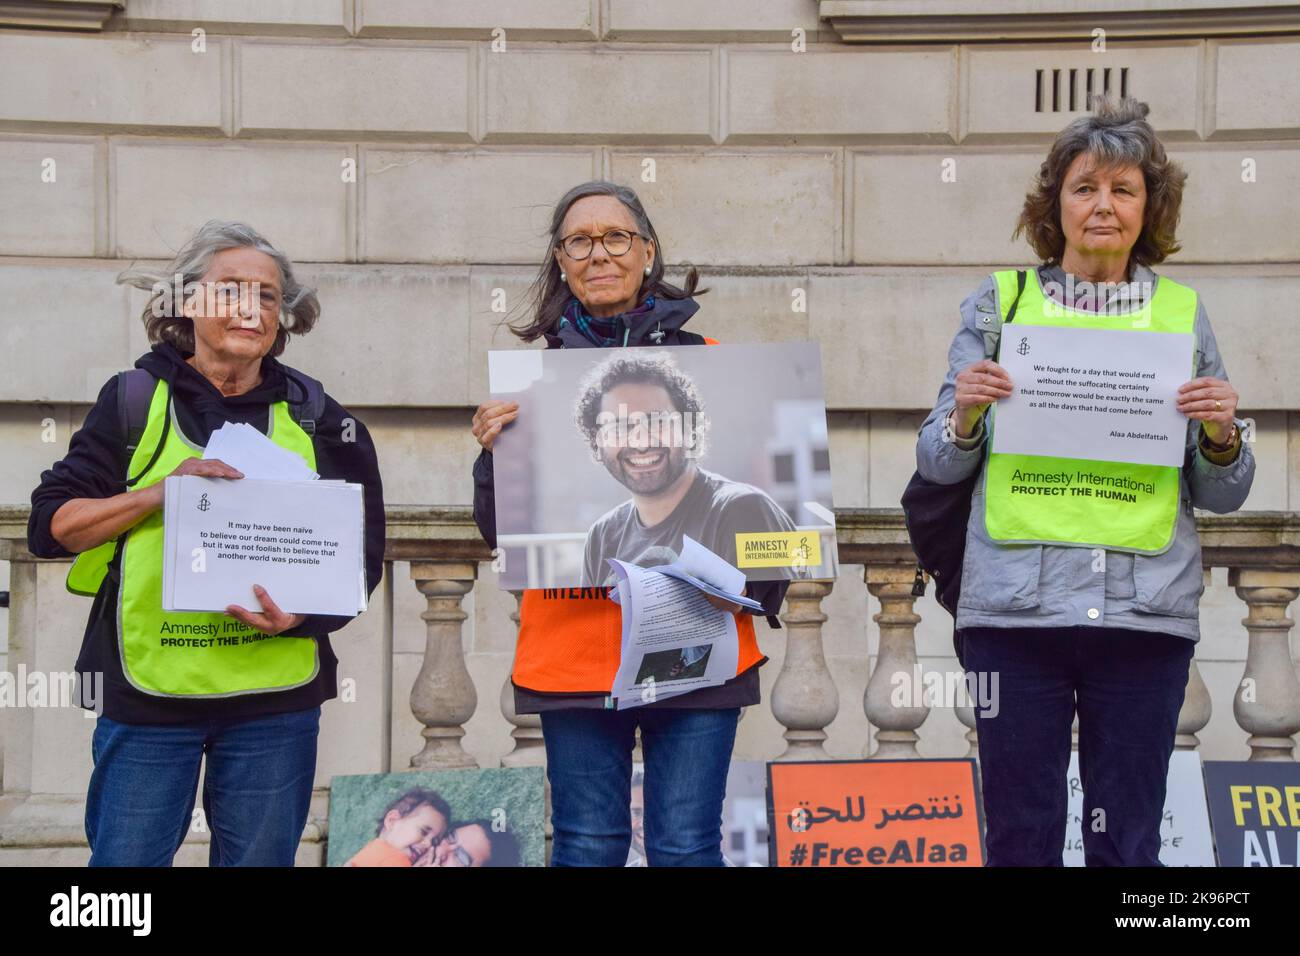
[163,476,365,616]
[994,325,1193,468]
[609,560,739,709]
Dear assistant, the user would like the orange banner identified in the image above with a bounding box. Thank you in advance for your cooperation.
[768,759,984,867]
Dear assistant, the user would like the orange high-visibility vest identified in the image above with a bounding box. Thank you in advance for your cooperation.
[510,335,767,696]
[512,588,766,695]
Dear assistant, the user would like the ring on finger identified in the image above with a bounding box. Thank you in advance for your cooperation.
[1214,399,1222,411]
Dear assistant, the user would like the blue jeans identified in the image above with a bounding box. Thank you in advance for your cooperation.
[541,706,740,867]
[959,626,1194,867]
[86,706,320,867]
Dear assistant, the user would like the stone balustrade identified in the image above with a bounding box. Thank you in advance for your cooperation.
[0,504,1297,863]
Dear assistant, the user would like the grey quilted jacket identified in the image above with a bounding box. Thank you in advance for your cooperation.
[915,263,1255,642]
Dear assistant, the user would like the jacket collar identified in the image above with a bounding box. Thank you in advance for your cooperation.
[544,296,700,349]
[1038,261,1158,309]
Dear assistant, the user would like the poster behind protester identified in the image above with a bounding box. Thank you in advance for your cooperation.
[767,759,984,868]
[489,342,838,589]
[1203,761,1300,867]
[328,767,545,867]
[1063,750,1215,866]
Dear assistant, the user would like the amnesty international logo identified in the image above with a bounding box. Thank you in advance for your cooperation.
[735,531,821,569]
[196,493,211,513]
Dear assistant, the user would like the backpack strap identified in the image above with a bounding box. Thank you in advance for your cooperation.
[982,269,1028,361]
[117,369,171,488]
[281,366,326,436]
[117,368,157,456]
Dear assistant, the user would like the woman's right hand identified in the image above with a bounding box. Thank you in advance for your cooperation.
[471,400,519,452]
[50,457,244,554]
[951,359,1014,438]
[146,457,244,509]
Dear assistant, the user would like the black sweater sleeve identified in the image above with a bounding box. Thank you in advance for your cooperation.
[472,446,497,551]
[293,396,386,638]
[747,578,788,621]
[28,375,128,559]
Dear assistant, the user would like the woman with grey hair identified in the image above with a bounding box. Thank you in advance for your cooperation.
[469,181,789,866]
[28,220,385,867]
[914,97,1254,866]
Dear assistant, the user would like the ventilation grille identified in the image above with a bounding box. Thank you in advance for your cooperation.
[1035,67,1129,112]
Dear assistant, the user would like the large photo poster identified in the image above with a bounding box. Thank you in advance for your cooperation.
[488,342,839,590]
[327,768,546,868]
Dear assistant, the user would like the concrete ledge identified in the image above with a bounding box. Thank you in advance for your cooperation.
[118,0,352,36]
[605,0,824,42]
[355,0,596,40]
[820,0,1300,43]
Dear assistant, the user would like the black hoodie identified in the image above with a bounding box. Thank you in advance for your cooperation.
[28,343,386,725]
[472,296,788,713]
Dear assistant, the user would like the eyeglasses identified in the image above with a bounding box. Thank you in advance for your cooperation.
[558,229,645,261]
[441,829,474,867]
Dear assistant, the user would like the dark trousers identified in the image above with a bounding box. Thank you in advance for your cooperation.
[959,626,1194,867]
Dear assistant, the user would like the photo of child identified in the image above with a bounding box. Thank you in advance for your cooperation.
[328,767,545,867]
[344,789,451,867]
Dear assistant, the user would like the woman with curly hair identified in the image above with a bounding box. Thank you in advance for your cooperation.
[915,97,1254,866]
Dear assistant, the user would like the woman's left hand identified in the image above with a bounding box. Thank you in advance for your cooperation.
[1177,376,1238,445]
[226,584,306,635]
[704,586,748,616]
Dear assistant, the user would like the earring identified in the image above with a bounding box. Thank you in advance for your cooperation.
[560,271,567,282]
[644,264,652,275]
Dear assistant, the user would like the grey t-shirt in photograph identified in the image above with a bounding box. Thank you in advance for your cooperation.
[581,467,799,587]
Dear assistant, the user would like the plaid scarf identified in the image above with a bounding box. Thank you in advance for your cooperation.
[559,296,657,347]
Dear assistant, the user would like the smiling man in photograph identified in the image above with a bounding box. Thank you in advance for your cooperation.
[575,351,799,588]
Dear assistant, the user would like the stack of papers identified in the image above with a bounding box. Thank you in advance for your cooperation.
[608,536,763,611]
[161,421,365,617]
[606,537,761,709]
[203,421,318,481]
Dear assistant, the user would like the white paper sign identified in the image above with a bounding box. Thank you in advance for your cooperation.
[1063,750,1216,866]
[163,476,366,616]
[994,325,1194,468]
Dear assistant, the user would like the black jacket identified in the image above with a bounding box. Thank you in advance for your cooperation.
[472,296,788,712]
[28,342,386,724]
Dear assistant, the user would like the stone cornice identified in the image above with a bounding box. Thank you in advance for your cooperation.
[0,0,123,32]
[820,1,1300,43]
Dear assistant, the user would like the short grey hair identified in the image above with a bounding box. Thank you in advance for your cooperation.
[118,219,320,358]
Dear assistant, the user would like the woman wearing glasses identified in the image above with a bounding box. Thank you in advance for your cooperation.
[469,181,788,866]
